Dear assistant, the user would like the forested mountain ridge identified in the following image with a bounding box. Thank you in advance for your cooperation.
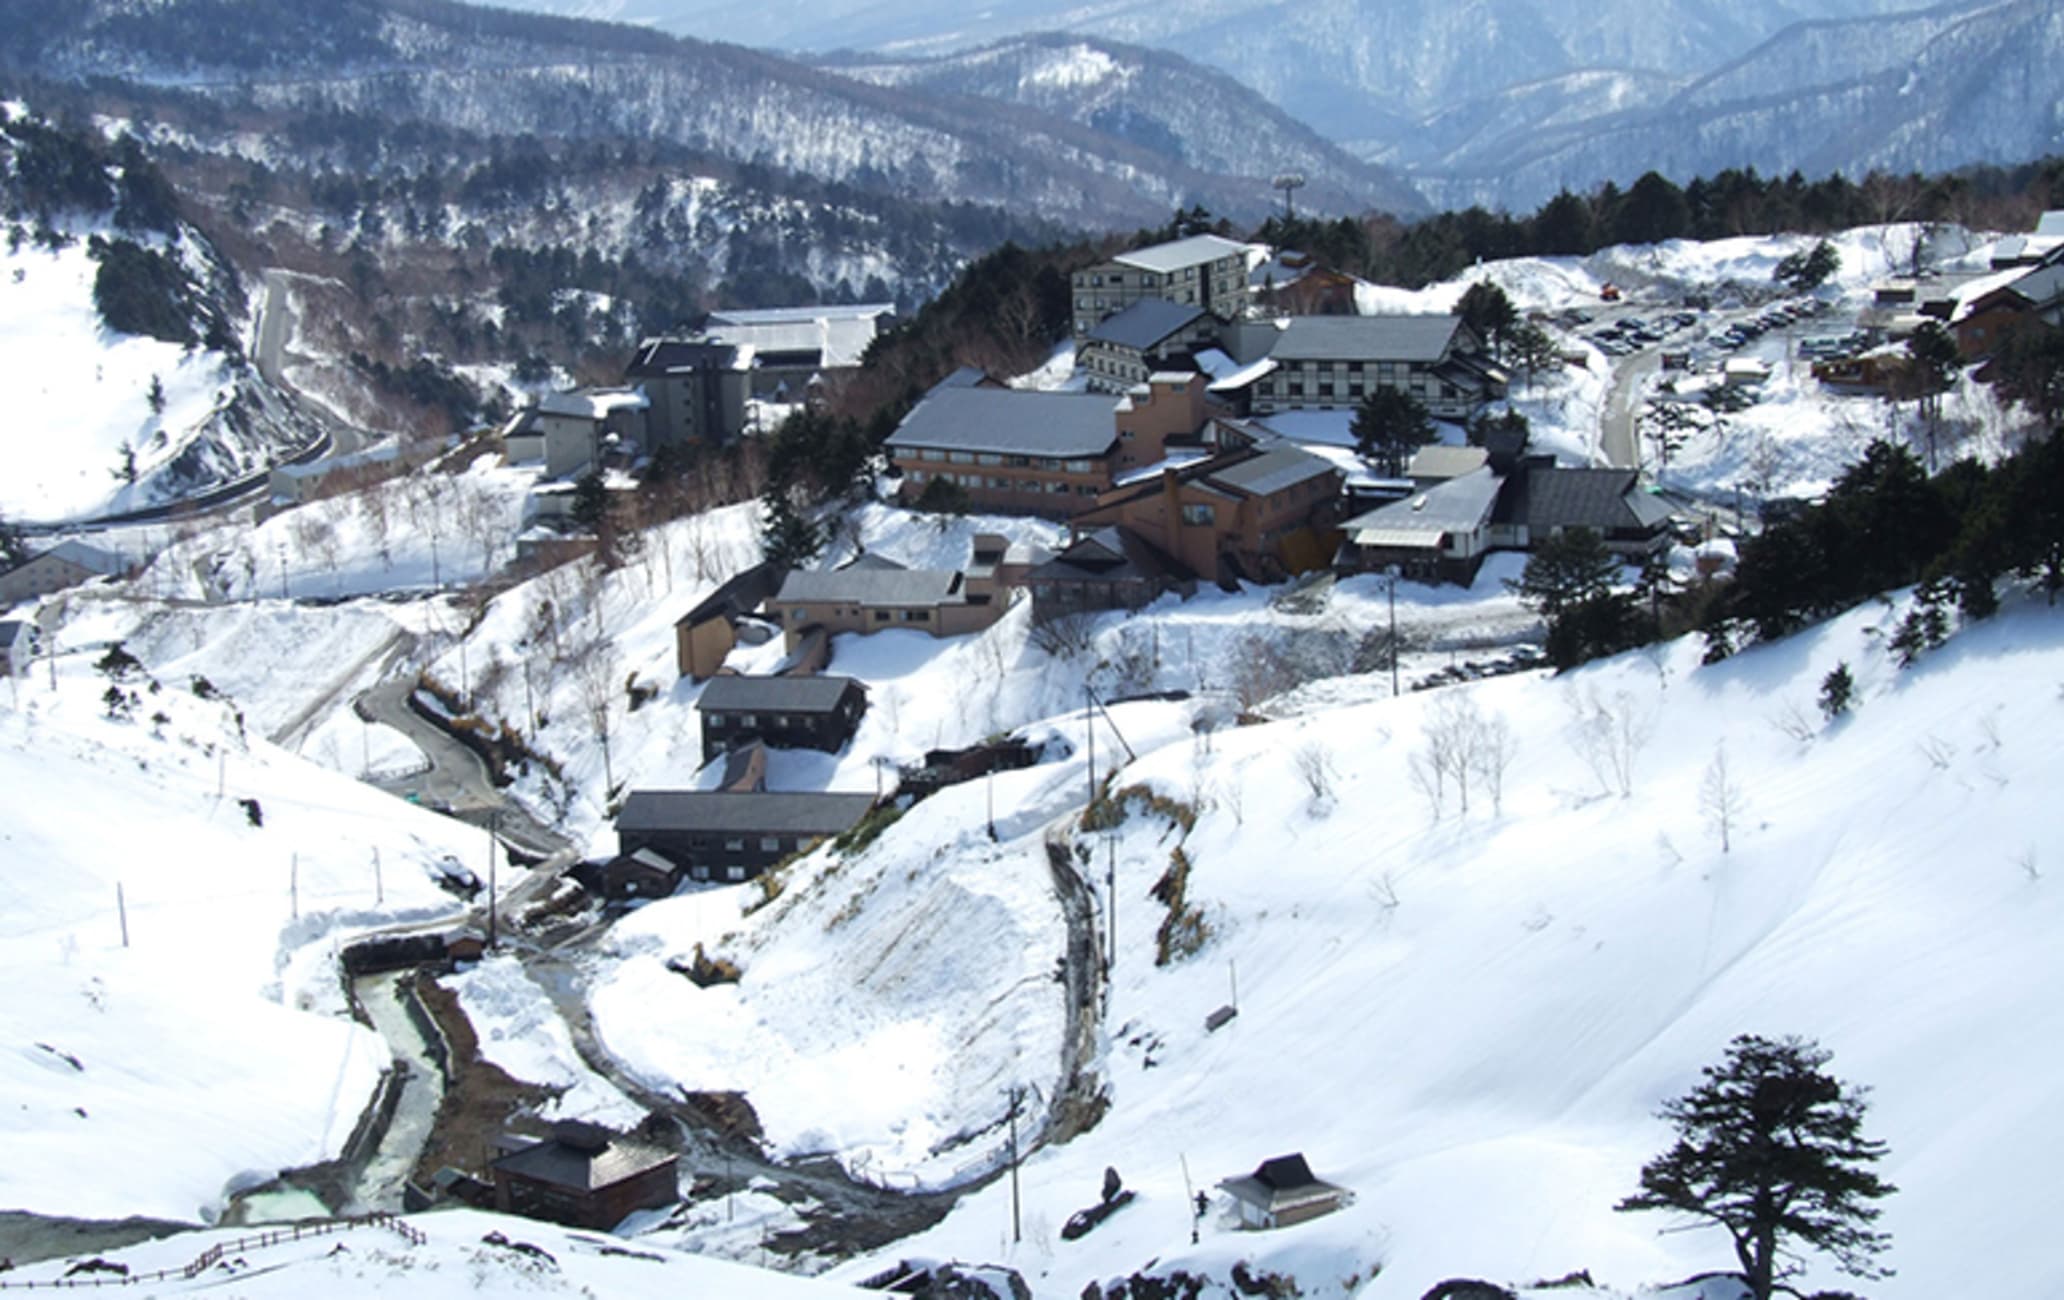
[0,0,1424,226]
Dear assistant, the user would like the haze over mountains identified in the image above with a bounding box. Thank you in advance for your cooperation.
[487,0,2064,210]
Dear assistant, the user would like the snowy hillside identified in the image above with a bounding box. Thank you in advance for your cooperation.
[701,587,2063,1300]
[0,105,321,523]
[0,642,498,1223]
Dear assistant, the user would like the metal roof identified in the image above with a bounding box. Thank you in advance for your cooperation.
[1341,466,1502,537]
[1507,467,1671,533]
[1113,234,1251,275]
[774,567,965,608]
[698,674,861,715]
[1268,315,1463,364]
[491,1132,676,1192]
[1407,445,1489,480]
[536,387,648,420]
[1207,446,1338,497]
[1086,298,1209,351]
[625,337,749,377]
[884,387,1120,459]
[616,791,876,836]
[707,304,894,326]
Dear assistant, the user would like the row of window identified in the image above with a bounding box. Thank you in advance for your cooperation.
[905,449,1099,474]
[907,471,1100,496]
[707,712,818,729]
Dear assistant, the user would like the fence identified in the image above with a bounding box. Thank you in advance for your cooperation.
[0,1212,426,1290]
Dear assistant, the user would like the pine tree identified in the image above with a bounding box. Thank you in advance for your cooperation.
[759,487,824,570]
[1618,1034,1894,1300]
[1818,663,1855,721]
[1351,387,1436,476]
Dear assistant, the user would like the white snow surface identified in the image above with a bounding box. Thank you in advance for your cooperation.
[0,652,494,1223]
[0,231,240,522]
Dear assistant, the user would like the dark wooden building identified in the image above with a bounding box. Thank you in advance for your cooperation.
[698,674,868,763]
[1217,1153,1350,1230]
[615,790,877,883]
[490,1121,679,1230]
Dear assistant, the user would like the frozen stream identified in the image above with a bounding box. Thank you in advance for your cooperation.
[344,975,447,1213]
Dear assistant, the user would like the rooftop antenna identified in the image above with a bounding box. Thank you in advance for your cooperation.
[1271,172,1306,221]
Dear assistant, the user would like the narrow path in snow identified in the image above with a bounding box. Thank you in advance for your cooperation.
[341,976,448,1213]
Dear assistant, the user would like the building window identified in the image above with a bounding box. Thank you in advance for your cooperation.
[760,837,781,853]
[726,866,745,882]
[724,837,745,852]
[977,453,1003,466]
[708,713,728,727]
[1181,503,1214,526]
[902,610,931,622]
[1063,459,1093,473]
[874,610,892,622]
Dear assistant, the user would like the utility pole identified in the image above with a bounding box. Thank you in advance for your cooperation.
[1387,566,1400,699]
[1106,836,1117,971]
[290,852,299,921]
[1084,685,1095,810]
[1006,1084,1023,1245]
[373,847,383,906]
[986,766,997,841]
[117,882,129,948]
[486,810,499,950]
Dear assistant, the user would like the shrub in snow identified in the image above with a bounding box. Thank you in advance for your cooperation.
[1819,663,1855,721]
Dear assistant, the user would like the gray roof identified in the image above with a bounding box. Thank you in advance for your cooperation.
[1217,1153,1347,1213]
[1114,234,1250,274]
[492,1131,676,1192]
[617,791,876,836]
[1342,467,1504,539]
[699,674,862,715]
[884,387,1120,459]
[10,540,126,577]
[1086,298,1209,351]
[1269,315,1464,365]
[708,304,894,326]
[0,620,29,649]
[626,337,747,378]
[677,562,788,629]
[774,567,964,608]
[1207,446,1338,497]
[1408,445,1490,480]
[1504,467,1674,534]
[2037,210,2064,237]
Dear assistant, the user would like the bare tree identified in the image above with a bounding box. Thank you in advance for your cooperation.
[1473,711,1517,815]
[1293,740,1338,813]
[1566,687,1653,797]
[574,639,621,796]
[1700,741,1745,854]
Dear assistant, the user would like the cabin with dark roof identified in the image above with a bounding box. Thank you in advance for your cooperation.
[1216,1153,1350,1230]
[490,1120,679,1230]
[615,790,877,883]
[698,674,867,763]
[1019,527,1194,621]
[672,562,787,680]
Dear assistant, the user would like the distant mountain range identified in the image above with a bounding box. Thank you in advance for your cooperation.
[0,0,1423,224]
[473,0,2064,210]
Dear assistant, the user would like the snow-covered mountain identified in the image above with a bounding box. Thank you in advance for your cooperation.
[0,0,1425,225]
[820,34,1421,218]
[478,0,2063,213]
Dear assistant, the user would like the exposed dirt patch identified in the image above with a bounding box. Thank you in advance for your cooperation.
[408,974,557,1184]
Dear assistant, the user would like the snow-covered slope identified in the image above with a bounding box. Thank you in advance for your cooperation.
[0,643,497,1223]
[605,583,2064,1299]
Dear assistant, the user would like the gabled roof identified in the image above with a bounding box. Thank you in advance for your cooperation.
[617,790,875,836]
[702,306,894,370]
[1113,234,1251,274]
[491,1126,675,1191]
[12,540,126,577]
[676,562,787,629]
[884,387,1121,459]
[1086,299,1210,351]
[1499,466,1674,534]
[707,304,894,326]
[1268,315,1466,365]
[698,674,862,715]
[1217,1152,1347,1213]
[774,567,964,608]
[626,337,749,378]
[1205,445,1339,498]
[1028,526,1189,586]
[1342,466,1503,540]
